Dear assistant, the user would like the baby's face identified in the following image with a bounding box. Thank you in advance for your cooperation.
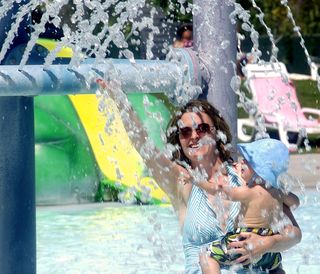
[238,157,255,185]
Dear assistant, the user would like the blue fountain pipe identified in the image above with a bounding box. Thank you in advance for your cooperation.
[193,0,237,148]
[0,49,200,97]
[0,2,35,274]
[0,6,200,273]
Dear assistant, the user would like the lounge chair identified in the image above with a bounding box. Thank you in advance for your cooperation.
[237,62,320,151]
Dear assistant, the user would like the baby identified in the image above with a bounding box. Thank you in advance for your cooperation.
[198,138,300,274]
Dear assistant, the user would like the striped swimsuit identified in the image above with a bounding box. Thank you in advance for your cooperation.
[182,164,241,274]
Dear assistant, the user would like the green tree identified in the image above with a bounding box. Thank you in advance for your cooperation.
[239,0,320,37]
[149,0,192,22]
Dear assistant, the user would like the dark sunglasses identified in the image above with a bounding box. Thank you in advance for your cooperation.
[178,123,214,139]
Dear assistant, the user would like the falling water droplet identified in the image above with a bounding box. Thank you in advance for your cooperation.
[316,182,320,192]
[121,49,136,64]
[220,40,230,49]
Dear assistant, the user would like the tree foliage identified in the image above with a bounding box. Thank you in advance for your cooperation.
[238,0,320,37]
[148,0,192,22]
[151,0,320,36]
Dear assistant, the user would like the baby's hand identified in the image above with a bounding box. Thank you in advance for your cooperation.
[217,177,229,190]
[234,162,243,176]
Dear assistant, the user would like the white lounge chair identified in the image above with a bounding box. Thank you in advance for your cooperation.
[237,62,320,151]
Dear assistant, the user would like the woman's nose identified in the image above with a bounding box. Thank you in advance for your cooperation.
[190,128,199,139]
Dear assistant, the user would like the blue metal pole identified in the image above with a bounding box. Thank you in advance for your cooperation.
[194,0,237,146]
[0,97,36,274]
[0,37,198,274]
[0,4,199,274]
[0,61,179,96]
[0,1,36,274]
[0,49,200,97]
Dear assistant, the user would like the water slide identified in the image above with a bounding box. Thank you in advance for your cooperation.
[27,38,173,205]
[35,93,172,205]
[69,93,171,204]
[35,95,99,204]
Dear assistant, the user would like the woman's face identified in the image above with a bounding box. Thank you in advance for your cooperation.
[178,111,216,165]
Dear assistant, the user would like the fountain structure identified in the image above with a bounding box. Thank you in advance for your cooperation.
[0,1,237,273]
[0,1,318,273]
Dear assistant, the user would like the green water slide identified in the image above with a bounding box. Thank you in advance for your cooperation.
[33,38,174,205]
[35,95,99,204]
[35,93,173,205]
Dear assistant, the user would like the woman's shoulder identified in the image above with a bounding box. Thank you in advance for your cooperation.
[173,40,184,48]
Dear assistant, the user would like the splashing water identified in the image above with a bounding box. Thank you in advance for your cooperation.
[1,1,320,273]
[233,1,320,152]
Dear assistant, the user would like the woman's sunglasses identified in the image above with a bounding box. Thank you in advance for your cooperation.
[178,123,214,139]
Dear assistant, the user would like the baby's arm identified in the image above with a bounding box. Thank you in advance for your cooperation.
[178,165,223,196]
[196,180,220,196]
[195,173,253,202]
[219,181,252,202]
[178,172,221,196]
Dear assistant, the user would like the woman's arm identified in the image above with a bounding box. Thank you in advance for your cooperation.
[267,204,302,252]
[228,204,301,264]
[96,79,187,212]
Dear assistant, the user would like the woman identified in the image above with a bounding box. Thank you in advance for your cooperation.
[165,100,301,273]
[97,80,301,273]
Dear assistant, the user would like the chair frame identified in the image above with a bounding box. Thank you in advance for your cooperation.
[237,62,320,151]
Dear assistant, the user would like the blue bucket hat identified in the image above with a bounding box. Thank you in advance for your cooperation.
[237,139,289,189]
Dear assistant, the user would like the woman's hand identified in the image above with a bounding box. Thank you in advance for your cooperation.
[228,206,301,265]
[233,162,243,177]
[227,232,273,265]
[96,78,107,89]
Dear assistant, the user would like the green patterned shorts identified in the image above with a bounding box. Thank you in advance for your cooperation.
[208,227,282,271]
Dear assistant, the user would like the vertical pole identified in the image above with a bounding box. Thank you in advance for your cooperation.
[193,0,237,146]
[0,98,36,274]
[0,1,36,274]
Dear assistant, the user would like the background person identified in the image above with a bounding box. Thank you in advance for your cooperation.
[173,23,193,48]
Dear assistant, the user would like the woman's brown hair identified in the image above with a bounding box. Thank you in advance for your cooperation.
[166,99,233,164]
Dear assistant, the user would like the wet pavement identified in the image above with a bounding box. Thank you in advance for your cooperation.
[289,153,320,189]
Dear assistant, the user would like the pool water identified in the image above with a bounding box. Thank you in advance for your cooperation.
[37,190,320,274]
[37,204,184,274]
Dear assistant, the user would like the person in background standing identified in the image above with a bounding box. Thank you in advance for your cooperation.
[173,23,193,48]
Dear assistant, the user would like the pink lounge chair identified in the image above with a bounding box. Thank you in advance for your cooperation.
[237,62,320,151]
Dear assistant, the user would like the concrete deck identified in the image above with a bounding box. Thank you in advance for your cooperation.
[289,153,320,189]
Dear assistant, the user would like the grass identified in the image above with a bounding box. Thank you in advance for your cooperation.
[293,80,320,109]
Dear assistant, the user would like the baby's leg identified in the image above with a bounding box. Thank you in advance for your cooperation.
[199,252,221,274]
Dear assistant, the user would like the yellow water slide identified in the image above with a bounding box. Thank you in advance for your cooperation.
[36,38,169,203]
[69,94,168,203]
